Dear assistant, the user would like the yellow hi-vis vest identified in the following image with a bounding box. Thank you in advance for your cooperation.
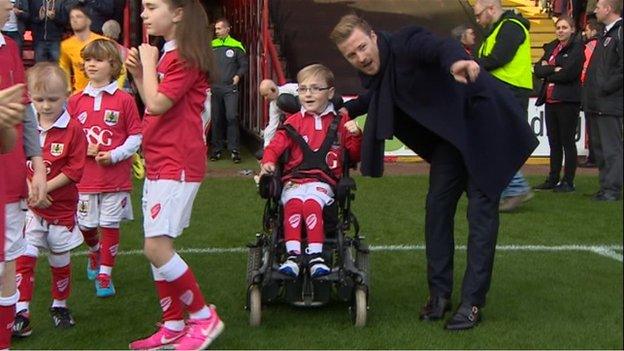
[478,18,533,89]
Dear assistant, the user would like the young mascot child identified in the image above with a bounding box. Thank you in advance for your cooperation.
[68,39,142,298]
[14,63,87,333]
[261,64,362,278]
[125,0,223,349]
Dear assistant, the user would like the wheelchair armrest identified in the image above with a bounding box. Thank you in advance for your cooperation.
[335,176,356,203]
[258,173,282,200]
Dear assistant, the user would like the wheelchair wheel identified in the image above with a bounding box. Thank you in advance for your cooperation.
[246,246,262,285]
[351,285,367,327]
[248,285,262,326]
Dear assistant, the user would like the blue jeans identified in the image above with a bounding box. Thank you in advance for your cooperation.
[34,40,60,62]
[501,171,530,198]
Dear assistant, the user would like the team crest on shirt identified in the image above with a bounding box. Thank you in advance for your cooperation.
[226,49,235,58]
[77,111,88,124]
[50,143,64,157]
[104,110,120,126]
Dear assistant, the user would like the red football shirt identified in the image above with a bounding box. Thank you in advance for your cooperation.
[68,83,142,193]
[142,43,209,182]
[28,111,87,227]
[0,34,28,203]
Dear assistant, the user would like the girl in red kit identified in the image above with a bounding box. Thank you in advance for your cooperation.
[68,39,142,298]
[125,1,223,350]
[260,64,362,278]
[15,63,87,333]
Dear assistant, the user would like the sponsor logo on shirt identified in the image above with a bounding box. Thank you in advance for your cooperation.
[226,49,235,58]
[84,126,113,146]
[104,110,120,126]
[50,143,64,157]
[77,111,88,124]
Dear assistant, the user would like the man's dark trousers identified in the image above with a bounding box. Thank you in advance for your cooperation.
[211,84,240,154]
[587,113,623,197]
[425,141,500,306]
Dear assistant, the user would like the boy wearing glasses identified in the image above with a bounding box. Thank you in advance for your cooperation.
[260,64,362,278]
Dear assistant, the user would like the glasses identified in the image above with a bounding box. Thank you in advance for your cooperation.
[474,7,488,18]
[296,86,331,94]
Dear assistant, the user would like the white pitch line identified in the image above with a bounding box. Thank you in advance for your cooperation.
[67,244,624,262]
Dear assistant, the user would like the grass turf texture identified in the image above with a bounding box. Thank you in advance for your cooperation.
[12,175,623,349]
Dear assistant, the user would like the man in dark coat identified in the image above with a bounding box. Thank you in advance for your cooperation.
[332,14,538,330]
[582,0,623,201]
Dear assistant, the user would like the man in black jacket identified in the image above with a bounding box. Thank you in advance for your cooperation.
[332,14,537,330]
[63,0,113,34]
[29,0,66,62]
[474,0,534,212]
[583,0,623,201]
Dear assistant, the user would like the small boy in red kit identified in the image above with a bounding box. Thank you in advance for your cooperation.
[68,39,142,298]
[15,63,87,333]
[261,64,362,278]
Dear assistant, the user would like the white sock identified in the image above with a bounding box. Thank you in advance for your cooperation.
[99,265,112,276]
[307,243,323,254]
[189,305,212,320]
[163,320,185,332]
[157,253,188,282]
[52,299,67,308]
[0,292,19,307]
[16,301,29,313]
[285,240,301,255]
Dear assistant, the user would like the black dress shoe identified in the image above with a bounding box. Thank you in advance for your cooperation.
[592,192,622,201]
[553,181,575,193]
[534,179,557,190]
[419,296,451,321]
[445,304,480,330]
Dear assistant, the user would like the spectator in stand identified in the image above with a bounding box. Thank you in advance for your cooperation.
[59,4,108,93]
[63,0,113,34]
[473,0,535,212]
[582,0,623,201]
[451,25,476,56]
[579,17,604,168]
[258,79,298,148]
[102,19,130,91]
[1,0,28,52]
[533,16,585,192]
[210,18,248,164]
[30,0,66,63]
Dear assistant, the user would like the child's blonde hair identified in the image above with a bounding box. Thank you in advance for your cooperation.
[296,64,335,87]
[27,62,69,95]
[81,39,123,81]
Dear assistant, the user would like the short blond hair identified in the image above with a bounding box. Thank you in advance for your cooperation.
[27,62,69,95]
[297,64,335,87]
[81,39,123,81]
[330,14,373,45]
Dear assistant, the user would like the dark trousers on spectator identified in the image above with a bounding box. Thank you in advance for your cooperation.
[588,113,623,196]
[425,141,500,307]
[34,40,60,62]
[545,102,579,185]
[210,84,240,154]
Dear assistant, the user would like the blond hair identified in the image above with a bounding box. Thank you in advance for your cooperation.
[330,14,373,45]
[81,39,123,81]
[27,62,69,95]
[297,64,335,87]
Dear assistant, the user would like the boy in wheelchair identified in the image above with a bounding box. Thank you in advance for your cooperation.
[260,64,362,278]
